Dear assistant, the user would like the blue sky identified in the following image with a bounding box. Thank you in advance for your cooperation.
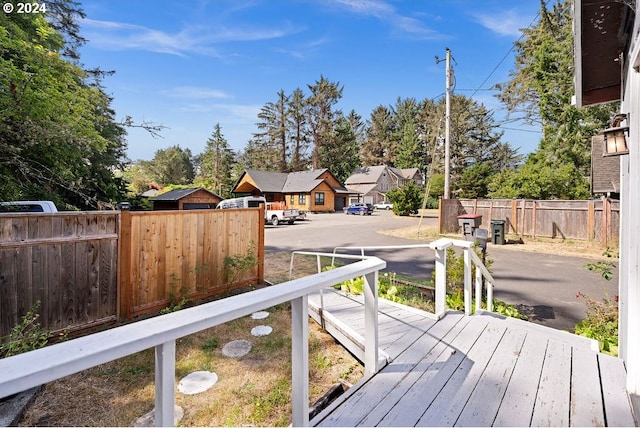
[78,0,543,162]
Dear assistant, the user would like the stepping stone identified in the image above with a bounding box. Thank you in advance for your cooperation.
[133,405,184,427]
[251,311,270,320]
[177,371,218,395]
[222,339,252,358]
[251,325,273,337]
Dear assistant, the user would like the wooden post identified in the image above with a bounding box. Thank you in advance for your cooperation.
[117,210,132,320]
[520,199,526,238]
[257,206,265,284]
[488,200,493,225]
[473,199,478,214]
[602,197,611,248]
[587,200,595,241]
[511,200,518,234]
[532,201,537,239]
[438,198,444,234]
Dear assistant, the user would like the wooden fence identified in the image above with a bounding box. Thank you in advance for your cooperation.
[0,209,264,340]
[439,198,619,248]
[119,209,264,319]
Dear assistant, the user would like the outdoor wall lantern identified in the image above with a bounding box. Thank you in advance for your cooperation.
[603,113,630,156]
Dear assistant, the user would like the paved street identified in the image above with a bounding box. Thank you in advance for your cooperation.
[265,210,618,332]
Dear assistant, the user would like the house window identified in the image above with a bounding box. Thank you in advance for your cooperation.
[314,192,325,206]
[299,193,306,204]
[290,194,294,204]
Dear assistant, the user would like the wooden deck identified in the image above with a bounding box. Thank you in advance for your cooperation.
[308,290,638,427]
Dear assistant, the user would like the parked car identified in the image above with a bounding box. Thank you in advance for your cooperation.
[373,201,393,210]
[345,203,373,215]
[0,200,58,213]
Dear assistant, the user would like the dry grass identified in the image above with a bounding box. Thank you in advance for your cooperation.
[18,252,363,427]
[378,224,615,260]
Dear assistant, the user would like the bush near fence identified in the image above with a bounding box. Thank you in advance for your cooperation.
[439,198,619,248]
[0,209,264,340]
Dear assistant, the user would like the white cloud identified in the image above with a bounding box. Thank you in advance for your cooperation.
[81,18,299,57]
[329,0,443,39]
[472,9,533,38]
[164,86,231,100]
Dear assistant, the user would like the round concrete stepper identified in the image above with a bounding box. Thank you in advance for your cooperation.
[251,311,270,320]
[222,339,252,358]
[251,325,273,337]
[178,371,219,395]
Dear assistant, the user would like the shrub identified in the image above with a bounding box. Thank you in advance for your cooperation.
[0,301,60,358]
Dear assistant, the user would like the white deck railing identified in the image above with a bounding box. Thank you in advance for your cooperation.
[0,256,386,427]
[332,237,495,317]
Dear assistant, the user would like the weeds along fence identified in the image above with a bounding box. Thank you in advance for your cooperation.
[0,209,264,340]
[439,198,619,248]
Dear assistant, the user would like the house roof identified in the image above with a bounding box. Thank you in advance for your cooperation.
[242,170,290,193]
[151,187,220,201]
[282,169,327,192]
[345,165,389,185]
[345,183,377,196]
[574,0,635,106]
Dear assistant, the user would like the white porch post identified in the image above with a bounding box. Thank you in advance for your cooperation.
[434,247,447,317]
[292,295,309,427]
[463,248,472,315]
[155,340,176,427]
[364,271,379,375]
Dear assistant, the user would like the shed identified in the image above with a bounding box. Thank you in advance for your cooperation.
[151,188,222,211]
[591,134,621,196]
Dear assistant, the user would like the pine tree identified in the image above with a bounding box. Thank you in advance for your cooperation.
[197,124,236,196]
[307,75,343,169]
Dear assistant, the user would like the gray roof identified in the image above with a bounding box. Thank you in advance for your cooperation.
[243,170,290,192]
[151,187,220,201]
[345,165,389,185]
[282,169,327,192]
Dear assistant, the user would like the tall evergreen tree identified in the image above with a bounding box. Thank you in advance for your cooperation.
[254,90,289,172]
[196,123,236,196]
[287,87,310,171]
[307,75,343,169]
[318,116,361,182]
[361,105,394,166]
[144,145,195,186]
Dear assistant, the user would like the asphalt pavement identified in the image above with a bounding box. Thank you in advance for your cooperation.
[265,210,618,332]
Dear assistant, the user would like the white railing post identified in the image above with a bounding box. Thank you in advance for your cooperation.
[155,340,176,427]
[463,248,472,315]
[292,295,309,427]
[486,281,493,312]
[364,271,379,375]
[475,262,483,312]
[434,247,447,317]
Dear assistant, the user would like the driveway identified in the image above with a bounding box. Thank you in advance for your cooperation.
[265,211,618,332]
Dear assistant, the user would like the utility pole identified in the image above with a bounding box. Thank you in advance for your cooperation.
[444,48,452,200]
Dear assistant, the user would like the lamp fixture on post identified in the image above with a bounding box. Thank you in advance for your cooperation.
[603,113,630,156]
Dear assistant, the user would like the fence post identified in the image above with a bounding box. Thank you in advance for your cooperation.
[364,271,379,375]
[511,200,518,234]
[434,247,447,317]
[532,201,537,239]
[258,206,265,283]
[292,295,309,427]
[588,200,595,241]
[118,210,132,320]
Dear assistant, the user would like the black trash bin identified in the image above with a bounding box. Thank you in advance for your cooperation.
[491,219,506,245]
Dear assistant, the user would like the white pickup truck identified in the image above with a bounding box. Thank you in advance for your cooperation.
[265,201,299,225]
[216,196,299,226]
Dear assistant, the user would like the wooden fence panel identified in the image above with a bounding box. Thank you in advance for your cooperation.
[0,212,119,339]
[439,198,619,248]
[119,208,264,319]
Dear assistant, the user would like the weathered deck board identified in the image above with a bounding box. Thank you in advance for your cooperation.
[310,291,638,427]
